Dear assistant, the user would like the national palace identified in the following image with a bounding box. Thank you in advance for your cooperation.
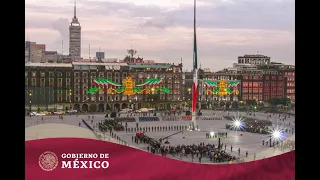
[25,55,295,112]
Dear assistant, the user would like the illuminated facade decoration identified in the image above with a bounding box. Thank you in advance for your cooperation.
[87,76,170,96]
[204,79,240,96]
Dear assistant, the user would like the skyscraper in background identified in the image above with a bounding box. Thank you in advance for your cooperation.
[69,1,81,58]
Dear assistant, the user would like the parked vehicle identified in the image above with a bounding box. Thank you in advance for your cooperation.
[30,112,46,116]
[54,111,65,115]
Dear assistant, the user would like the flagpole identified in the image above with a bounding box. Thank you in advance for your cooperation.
[191,0,198,130]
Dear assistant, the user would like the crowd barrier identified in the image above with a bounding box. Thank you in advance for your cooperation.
[126,125,189,132]
[139,116,160,122]
[114,117,135,122]
[182,116,200,120]
[200,116,223,120]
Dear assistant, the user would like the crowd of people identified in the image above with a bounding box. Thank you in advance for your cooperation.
[133,133,236,163]
[127,124,189,133]
[200,116,223,120]
[114,117,135,122]
[98,119,125,131]
[205,131,227,139]
[138,116,160,121]
[226,119,272,134]
[162,115,180,121]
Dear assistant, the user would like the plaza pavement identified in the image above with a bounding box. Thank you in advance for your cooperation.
[25,110,295,164]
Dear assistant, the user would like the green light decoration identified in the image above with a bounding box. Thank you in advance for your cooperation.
[87,76,169,96]
[204,79,240,96]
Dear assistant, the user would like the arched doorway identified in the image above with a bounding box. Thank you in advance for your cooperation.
[167,103,171,110]
[74,104,80,111]
[98,104,104,112]
[219,101,225,107]
[106,104,111,111]
[232,101,239,108]
[226,101,231,108]
[114,103,120,111]
[122,103,128,109]
[89,104,97,112]
[82,104,88,112]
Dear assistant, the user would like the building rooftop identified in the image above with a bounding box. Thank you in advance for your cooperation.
[25,62,129,68]
[238,54,270,58]
[72,62,128,66]
[128,64,172,69]
[25,62,72,68]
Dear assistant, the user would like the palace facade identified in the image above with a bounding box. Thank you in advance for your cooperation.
[25,58,294,112]
[25,59,183,112]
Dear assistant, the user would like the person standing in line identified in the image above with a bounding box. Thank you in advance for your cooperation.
[246,151,248,158]
[253,153,256,161]
[238,148,240,156]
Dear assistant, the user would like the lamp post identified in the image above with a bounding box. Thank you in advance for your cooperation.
[151,88,155,109]
[69,90,72,111]
[188,88,191,110]
[269,135,272,147]
[29,93,32,112]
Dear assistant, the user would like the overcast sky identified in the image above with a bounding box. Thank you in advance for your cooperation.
[25,0,295,71]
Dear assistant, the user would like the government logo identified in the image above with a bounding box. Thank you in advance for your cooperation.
[39,151,58,171]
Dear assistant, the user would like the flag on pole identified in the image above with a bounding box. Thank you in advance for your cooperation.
[191,0,198,115]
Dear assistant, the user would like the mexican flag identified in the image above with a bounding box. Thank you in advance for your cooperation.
[192,0,198,114]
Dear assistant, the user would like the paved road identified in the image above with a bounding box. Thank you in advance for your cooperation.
[25,110,295,164]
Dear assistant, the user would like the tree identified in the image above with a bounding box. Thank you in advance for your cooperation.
[245,100,257,106]
[279,97,291,105]
[268,97,290,106]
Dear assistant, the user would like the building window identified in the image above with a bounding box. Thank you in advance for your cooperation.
[32,71,36,77]
[49,72,55,77]
[40,72,45,77]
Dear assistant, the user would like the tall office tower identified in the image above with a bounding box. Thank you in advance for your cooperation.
[69,1,81,58]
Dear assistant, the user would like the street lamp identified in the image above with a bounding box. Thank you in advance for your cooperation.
[188,88,191,109]
[29,93,32,112]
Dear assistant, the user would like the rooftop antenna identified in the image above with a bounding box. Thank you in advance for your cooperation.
[98,46,101,61]
[181,57,182,63]
[62,40,64,55]
[89,44,91,59]
[74,0,77,18]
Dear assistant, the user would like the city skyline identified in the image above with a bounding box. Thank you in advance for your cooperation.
[25,0,295,71]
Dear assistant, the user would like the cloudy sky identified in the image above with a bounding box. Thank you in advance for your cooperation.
[25,0,295,71]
